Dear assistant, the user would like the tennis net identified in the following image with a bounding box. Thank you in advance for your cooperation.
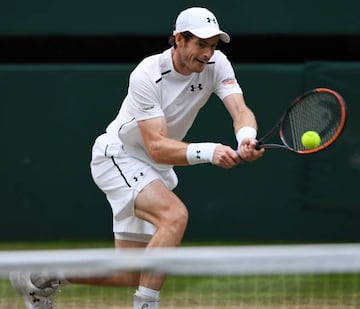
[1,243,360,308]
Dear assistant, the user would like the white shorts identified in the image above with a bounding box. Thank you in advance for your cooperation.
[90,133,178,243]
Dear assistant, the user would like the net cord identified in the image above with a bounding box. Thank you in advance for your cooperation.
[1,243,360,278]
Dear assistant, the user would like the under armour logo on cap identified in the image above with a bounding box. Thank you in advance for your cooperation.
[173,7,230,43]
[206,17,217,24]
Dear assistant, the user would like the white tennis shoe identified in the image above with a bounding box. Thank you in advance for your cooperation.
[9,272,60,309]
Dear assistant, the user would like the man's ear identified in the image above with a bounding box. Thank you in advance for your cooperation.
[174,33,183,47]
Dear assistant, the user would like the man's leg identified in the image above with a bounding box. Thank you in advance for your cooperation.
[131,179,188,308]
[72,179,188,307]
[9,239,147,309]
[68,239,146,286]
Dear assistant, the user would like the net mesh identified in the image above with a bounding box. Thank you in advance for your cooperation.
[1,244,360,309]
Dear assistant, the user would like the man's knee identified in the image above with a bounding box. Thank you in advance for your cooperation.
[160,202,188,235]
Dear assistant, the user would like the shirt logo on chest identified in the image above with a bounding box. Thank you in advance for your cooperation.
[190,84,203,92]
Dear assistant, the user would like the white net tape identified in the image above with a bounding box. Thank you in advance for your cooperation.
[1,243,360,278]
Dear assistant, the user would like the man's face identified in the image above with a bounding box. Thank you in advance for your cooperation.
[174,34,219,74]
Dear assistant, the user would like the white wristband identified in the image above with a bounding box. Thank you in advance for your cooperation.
[186,143,219,165]
[236,126,257,146]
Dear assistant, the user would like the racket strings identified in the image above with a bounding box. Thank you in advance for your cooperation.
[281,92,344,151]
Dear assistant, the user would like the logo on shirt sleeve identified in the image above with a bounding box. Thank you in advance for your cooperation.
[221,78,236,86]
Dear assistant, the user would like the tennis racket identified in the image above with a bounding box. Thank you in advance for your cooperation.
[255,88,347,154]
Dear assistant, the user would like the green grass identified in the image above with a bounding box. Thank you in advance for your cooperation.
[163,274,360,306]
[3,274,359,308]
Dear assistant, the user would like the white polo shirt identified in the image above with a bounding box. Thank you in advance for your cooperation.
[106,47,242,171]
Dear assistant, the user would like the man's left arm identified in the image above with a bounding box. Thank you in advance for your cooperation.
[223,93,264,161]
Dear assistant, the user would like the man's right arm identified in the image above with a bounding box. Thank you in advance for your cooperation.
[138,117,241,168]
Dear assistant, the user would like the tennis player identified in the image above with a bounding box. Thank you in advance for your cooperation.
[10,7,264,309]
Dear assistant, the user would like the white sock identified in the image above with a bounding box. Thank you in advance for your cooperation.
[133,287,160,309]
[138,286,160,299]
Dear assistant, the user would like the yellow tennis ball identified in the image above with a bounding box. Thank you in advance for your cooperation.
[301,131,321,149]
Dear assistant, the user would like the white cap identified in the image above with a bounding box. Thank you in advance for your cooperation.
[173,7,230,43]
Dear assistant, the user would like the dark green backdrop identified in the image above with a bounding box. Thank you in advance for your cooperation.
[1,0,360,35]
[1,62,359,242]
